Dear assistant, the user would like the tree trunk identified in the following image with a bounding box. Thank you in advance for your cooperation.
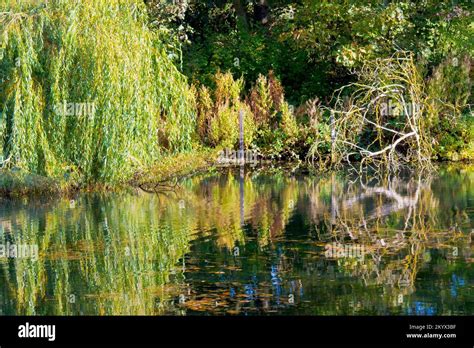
[233,0,249,29]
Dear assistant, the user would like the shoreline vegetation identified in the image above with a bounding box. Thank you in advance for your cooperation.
[0,149,219,198]
[0,1,473,198]
[1,151,473,199]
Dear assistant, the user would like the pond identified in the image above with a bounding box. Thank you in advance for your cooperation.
[0,165,472,315]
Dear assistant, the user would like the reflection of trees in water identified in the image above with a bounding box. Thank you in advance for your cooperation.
[299,171,472,314]
[0,166,472,315]
[330,175,433,291]
[0,195,193,315]
[177,168,472,314]
[340,175,468,281]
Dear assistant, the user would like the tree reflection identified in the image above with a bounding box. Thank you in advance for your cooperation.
[0,165,472,315]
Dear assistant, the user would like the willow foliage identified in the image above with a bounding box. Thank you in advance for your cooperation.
[0,0,196,184]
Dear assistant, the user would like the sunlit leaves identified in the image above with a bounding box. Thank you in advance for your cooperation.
[0,0,196,184]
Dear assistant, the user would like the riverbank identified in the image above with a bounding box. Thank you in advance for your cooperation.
[1,148,472,199]
[0,149,219,199]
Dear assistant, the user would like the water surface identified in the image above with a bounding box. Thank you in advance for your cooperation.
[0,165,472,315]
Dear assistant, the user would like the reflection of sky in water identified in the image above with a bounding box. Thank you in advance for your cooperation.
[271,265,282,304]
[407,302,436,316]
[450,274,465,298]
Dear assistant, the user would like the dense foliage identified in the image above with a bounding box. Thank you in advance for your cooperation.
[151,0,473,101]
[1,0,195,184]
[0,0,472,187]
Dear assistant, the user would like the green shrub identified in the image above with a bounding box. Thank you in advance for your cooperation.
[436,114,474,161]
[196,72,255,149]
[247,71,300,158]
[427,55,473,160]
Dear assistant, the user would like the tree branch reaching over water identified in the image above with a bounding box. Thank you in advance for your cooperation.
[308,51,435,174]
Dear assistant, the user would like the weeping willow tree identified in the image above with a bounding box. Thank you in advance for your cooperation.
[0,0,196,184]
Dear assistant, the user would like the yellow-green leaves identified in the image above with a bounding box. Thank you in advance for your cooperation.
[0,0,196,184]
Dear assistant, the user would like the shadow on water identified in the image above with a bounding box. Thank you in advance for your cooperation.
[0,164,472,315]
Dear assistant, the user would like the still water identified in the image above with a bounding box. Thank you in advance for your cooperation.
[0,165,472,315]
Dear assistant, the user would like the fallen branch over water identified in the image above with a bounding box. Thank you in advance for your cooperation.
[130,150,218,194]
[307,51,435,174]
